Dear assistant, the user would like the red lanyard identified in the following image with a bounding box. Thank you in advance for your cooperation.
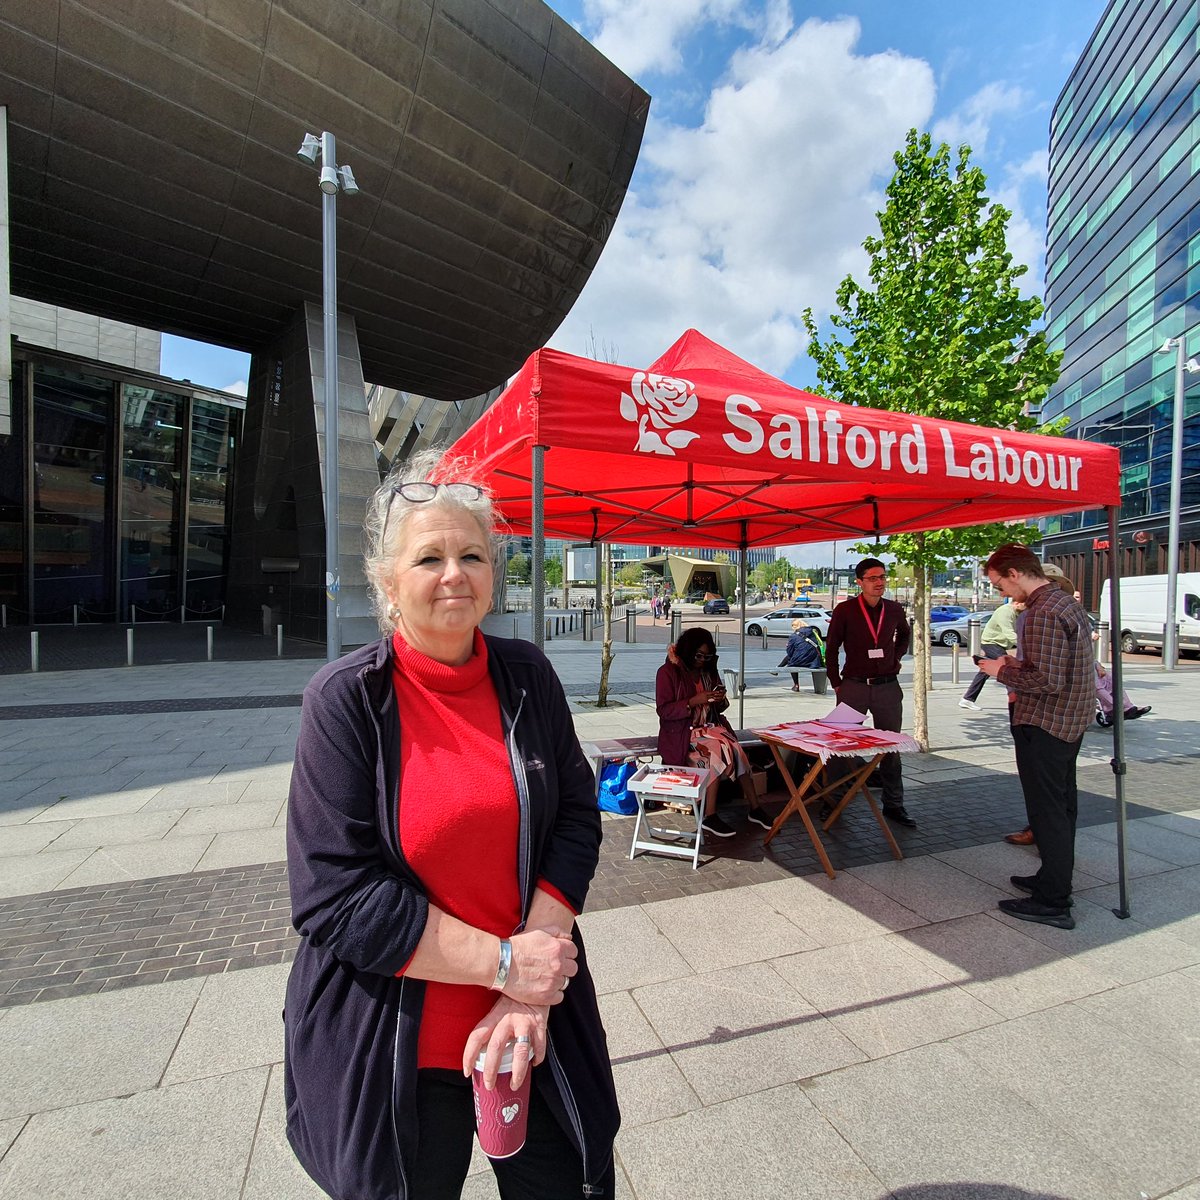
[858,595,885,646]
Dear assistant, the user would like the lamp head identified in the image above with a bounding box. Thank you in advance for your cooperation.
[338,165,360,196]
[318,166,339,195]
[1159,339,1178,354]
[297,133,321,165]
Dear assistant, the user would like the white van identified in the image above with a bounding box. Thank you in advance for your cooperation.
[1099,572,1200,655]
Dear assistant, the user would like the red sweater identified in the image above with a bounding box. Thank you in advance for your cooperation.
[393,630,521,1069]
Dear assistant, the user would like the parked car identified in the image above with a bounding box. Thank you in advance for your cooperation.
[929,610,992,646]
[930,605,970,623]
[702,597,730,615]
[744,605,833,638]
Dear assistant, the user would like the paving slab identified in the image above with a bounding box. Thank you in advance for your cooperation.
[1071,830,1178,882]
[1072,971,1200,1070]
[0,1117,25,1159]
[1080,816,1200,866]
[800,1042,1139,1198]
[0,1066,268,1200]
[0,977,203,1118]
[54,833,215,890]
[932,840,1106,894]
[141,780,251,811]
[0,847,93,899]
[632,960,865,1104]
[194,827,288,871]
[173,799,284,837]
[847,856,1012,922]
[28,784,160,822]
[50,809,184,850]
[893,912,1116,1017]
[770,936,1003,1059]
[242,1064,334,1200]
[616,1083,883,1200]
[0,822,71,857]
[949,1003,1200,1196]
[576,906,694,994]
[639,887,821,973]
[751,871,925,946]
[1079,863,1200,945]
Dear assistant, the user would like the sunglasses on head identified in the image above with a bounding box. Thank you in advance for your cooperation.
[381,481,484,544]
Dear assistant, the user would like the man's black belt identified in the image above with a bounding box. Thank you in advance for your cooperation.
[842,674,898,685]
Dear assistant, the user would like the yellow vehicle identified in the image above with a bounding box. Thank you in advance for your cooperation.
[794,576,813,596]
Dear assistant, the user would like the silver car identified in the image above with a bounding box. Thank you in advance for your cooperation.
[744,605,833,638]
[929,610,993,646]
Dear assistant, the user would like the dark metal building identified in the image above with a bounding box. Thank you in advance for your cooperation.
[1040,0,1200,605]
[0,0,648,642]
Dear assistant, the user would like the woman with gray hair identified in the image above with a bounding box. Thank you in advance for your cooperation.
[283,451,618,1199]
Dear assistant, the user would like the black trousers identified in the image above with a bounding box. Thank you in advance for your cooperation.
[409,1068,611,1200]
[962,642,1007,702]
[1012,724,1083,909]
[834,678,904,806]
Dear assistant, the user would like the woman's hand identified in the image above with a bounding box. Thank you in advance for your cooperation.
[504,927,577,1006]
[462,995,549,1091]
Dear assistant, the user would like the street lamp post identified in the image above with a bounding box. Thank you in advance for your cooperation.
[1156,336,1199,671]
[298,132,359,662]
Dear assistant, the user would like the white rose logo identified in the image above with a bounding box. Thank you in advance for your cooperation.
[619,372,700,456]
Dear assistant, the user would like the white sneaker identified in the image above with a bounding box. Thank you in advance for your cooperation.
[958,699,981,711]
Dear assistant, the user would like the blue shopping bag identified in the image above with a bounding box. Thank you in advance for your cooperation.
[597,759,638,815]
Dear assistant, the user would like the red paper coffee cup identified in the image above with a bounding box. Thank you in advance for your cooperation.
[472,1042,532,1159]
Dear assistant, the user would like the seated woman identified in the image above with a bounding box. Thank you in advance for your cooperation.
[780,618,823,690]
[655,626,772,838]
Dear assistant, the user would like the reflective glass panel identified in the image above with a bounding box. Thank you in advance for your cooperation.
[186,399,239,614]
[31,365,114,620]
[120,386,184,618]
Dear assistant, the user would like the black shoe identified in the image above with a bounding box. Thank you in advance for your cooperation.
[1124,705,1151,720]
[1096,712,1112,727]
[997,896,1075,929]
[882,805,917,828]
[701,814,736,839]
[1010,874,1074,906]
[746,807,773,830]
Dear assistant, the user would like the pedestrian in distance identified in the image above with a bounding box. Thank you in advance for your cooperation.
[283,450,618,1199]
[780,617,823,690]
[824,558,916,827]
[977,545,1095,930]
[959,600,1018,710]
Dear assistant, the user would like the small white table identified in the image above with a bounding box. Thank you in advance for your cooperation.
[627,764,716,870]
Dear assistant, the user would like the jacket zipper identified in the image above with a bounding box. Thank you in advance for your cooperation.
[392,979,408,1199]
[546,1033,591,1183]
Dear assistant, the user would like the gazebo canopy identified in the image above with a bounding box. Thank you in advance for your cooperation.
[446,329,1121,546]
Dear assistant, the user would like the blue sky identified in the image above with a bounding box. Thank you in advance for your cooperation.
[165,0,1107,399]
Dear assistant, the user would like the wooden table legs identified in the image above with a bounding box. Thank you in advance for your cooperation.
[761,745,904,877]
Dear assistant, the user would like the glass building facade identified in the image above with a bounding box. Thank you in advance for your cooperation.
[0,351,243,623]
[1041,0,1200,599]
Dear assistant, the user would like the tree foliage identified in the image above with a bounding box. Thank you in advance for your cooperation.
[802,130,1061,747]
[543,558,562,588]
[750,557,795,590]
[507,551,530,582]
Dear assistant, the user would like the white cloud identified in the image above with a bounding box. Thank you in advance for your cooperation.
[221,378,249,397]
[931,81,1026,156]
[582,0,789,78]
[549,16,935,376]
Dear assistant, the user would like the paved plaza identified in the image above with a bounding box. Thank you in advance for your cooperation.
[1,617,1198,1198]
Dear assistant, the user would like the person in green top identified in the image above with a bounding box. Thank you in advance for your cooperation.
[958,600,1018,711]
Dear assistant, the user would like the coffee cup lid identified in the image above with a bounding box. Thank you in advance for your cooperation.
[473,1041,517,1074]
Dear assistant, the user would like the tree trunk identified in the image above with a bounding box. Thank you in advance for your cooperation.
[911,539,930,751]
[597,547,614,707]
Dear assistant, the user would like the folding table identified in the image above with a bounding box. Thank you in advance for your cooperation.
[627,764,716,870]
[753,720,921,878]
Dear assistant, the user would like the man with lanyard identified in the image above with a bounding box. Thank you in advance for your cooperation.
[824,558,916,827]
[975,544,1093,930]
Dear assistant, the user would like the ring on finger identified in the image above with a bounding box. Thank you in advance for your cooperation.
[515,1034,532,1045]
[562,976,570,991]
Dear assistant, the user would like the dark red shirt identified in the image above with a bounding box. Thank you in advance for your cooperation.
[824,596,911,688]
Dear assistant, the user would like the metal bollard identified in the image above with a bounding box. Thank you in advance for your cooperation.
[126,627,134,667]
[2,604,6,628]
[968,616,982,657]
[207,625,214,662]
[1096,621,1108,664]
[30,630,39,672]
[513,617,518,639]
[277,624,284,657]
[951,642,960,684]
[181,605,186,624]
[73,603,79,627]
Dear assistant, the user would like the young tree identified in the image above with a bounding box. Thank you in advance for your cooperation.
[803,130,1060,748]
[544,558,563,589]
[507,551,530,583]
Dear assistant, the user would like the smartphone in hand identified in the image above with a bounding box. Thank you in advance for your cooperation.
[972,654,985,664]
